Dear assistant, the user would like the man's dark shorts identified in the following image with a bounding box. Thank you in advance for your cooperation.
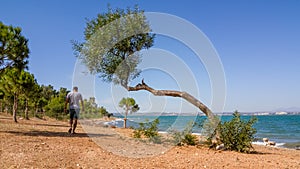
[70,109,80,120]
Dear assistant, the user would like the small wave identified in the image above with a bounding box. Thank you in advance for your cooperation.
[276,142,285,147]
[103,118,124,126]
[158,131,168,134]
[103,121,112,126]
[252,141,266,146]
[191,133,202,136]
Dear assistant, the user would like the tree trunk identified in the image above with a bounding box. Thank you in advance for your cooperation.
[25,98,29,120]
[35,104,38,118]
[0,100,2,113]
[123,108,129,128]
[123,118,127,128]
[125,79,220,140]
[13,92,18,123]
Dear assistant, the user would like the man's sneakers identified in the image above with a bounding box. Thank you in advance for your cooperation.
[68,128,77,134]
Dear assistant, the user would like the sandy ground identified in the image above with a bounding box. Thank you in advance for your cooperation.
[1,113,300,169]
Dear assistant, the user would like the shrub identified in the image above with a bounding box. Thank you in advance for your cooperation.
[200,115,221,144]
[218,111,257,153]
[182,133,198,146]
[133,119,161,143]
[133,129,142,138]
[44,96,67,120]
[171,121,198,146]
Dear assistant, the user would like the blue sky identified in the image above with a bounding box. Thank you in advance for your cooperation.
[1,0,299,113]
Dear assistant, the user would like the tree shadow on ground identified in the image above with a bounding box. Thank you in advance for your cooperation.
[249,150,273,155]
[0,116,11,120]
[34,123,69,128]
[2,130,113,138]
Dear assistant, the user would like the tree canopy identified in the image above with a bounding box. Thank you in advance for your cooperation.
[73,6,154,88]
[0,22,29,74]
[119,97,140,115]
[0,68,37,121]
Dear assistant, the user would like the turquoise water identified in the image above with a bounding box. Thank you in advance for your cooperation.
[252,115,300,148]
[111,114,300,149]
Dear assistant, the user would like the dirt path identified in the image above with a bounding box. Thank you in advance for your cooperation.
[1,113,299,169]
[79,119,172,157]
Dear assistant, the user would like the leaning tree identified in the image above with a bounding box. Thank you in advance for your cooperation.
[73,6,219,138]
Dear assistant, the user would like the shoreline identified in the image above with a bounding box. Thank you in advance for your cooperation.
[99,117,300,150]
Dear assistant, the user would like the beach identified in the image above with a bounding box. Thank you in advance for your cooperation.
[0,113,299,169]
[107,114,300,149]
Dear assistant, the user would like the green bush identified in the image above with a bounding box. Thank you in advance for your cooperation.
[182,133,198,146]
[218,111,257,153]
[133,119,161,143]
[133,129,142,138]
[44,88,68,120]
[171,121,198,146]
[199,115,220,144]
[44,96,67,120]
[80,112,102,119]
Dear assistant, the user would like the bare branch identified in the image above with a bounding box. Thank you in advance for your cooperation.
[126,80,215,118]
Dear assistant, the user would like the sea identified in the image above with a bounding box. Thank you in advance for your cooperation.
[104,114,300,149]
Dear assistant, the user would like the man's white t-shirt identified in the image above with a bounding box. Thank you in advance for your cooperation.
[67,92,83,109]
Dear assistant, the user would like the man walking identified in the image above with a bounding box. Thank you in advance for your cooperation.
[64,86,84,134]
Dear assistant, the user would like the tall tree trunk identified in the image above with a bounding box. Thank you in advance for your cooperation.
[25,98,29,120]
[125,79,220,140]
[13,92,18,123]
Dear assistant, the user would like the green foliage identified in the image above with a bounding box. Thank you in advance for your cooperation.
[45,88,69,120]
[99,106,107,115]
[182,134,198,146]
[73,5,155,87]
[19,71,38,119]
[218,111,257,153]
[40,85,57,102]
[0,89,4,100]
[119,97,139,119]
[144,119,159,138]
[171,121,198,146]
[133,119,161,143]
[133,129,142,138]
[81,97,110,119]
[0,68,39,121]
[0,68,23,97]
[0,22,29,74]
[0,67,57,120]
[200,115,221,144]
